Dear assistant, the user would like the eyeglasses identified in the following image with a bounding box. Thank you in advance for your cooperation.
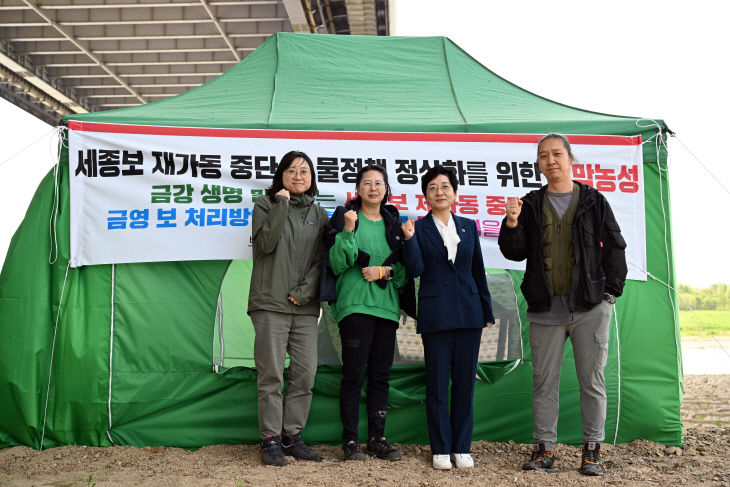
[360,181,385,189]
[285,168,311,177]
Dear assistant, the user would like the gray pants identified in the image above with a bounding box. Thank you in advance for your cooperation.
[529,300,612,445]
[251,310,319,439]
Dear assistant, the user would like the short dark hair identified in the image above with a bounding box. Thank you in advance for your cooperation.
[266,150,317,201]
[421,166,458,195]
[537,133,576,163]
[354,164,390,206]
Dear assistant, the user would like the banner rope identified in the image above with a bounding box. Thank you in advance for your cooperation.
[40,260,71,450]
[49,127,67,265]
[638,121,679,343]
[635,119,686,405]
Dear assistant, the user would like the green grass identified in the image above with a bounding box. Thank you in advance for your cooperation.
[679,309,730,338]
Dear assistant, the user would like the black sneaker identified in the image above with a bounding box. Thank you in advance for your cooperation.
[522,443,558,473]
[579,442,604,476]
[342,440,366,461]
[261,435,288,467]
[366,436,401,461]
[281,432,322,462]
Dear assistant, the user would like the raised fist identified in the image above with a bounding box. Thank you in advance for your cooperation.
[505,197,523,228]
[276,188,291,201]
[343,210,358,232]
[401,220,415,240]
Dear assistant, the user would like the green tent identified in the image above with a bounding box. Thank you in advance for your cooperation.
[0,33,681,449]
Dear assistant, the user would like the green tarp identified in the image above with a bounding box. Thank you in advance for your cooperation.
[0,33,681,450]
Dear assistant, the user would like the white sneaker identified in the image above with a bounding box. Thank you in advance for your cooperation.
[432,454,452,470]
[453,453,474,468]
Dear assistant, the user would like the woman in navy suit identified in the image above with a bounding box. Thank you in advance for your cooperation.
[402,166,495,470]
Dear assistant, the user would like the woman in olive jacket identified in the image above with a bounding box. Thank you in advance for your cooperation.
[248,151,329,467]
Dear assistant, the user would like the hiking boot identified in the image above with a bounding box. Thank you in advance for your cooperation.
[281,432,322,462]
[261,435,288,466]
[342,440,366,461]
[366,436,401,461]
[522,444,557,473]
[579,442,604,476]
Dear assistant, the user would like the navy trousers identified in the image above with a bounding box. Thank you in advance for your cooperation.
[421,327,483,454]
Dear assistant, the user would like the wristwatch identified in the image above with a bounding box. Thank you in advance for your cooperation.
[603,293,616,304]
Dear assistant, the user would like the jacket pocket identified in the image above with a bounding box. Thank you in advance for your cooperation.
[581,220,596,247]
[418,280,439,298]
[582,275,606,304]
[520,274,542,306]
[606,219,627,249]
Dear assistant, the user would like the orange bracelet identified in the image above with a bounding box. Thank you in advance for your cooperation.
[378,266,382,279]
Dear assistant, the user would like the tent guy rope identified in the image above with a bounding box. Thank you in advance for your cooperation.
[40,261,71,450]
[612,306,622,444]
[0,126,56,168]
[638,266,730,359]
[672,136,730,197]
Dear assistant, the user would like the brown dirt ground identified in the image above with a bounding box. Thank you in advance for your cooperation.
[1,374,728,487]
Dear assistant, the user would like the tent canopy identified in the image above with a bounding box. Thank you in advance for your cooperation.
[0,33,680,451]
[65,33,649,134]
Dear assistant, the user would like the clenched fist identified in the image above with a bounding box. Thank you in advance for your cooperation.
[505,197,523,228]
[276,188,291,201]
[362,266,381,282]
[344,210,358,232]
[401,220,415,240]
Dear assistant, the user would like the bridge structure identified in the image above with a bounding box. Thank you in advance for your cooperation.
[0,0,388,125]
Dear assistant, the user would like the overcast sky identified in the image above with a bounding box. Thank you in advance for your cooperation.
[392,0,730,288]
[1,0,729,287]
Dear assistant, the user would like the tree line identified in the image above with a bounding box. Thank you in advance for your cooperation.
[678,283,730,311]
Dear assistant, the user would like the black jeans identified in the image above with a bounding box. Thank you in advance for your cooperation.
[338,313,397,442]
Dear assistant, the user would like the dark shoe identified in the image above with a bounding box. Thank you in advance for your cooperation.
[281,432,322,462]
[366,436,401,461]
[261,435,289,466]
[579,442,604,476]
[342,440,366,461]
[522,443,558,473]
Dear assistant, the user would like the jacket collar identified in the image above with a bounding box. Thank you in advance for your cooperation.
[289,193,314,208]
[422,212,462,269]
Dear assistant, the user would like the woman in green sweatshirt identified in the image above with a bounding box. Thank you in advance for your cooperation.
[248,151,328,467]
[326,164,409,462]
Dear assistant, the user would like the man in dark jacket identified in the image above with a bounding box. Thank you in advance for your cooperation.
[498,133,627,477]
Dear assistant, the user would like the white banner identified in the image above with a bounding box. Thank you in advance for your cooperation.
[68,122,646,280]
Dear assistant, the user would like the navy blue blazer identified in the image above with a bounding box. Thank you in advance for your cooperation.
[404,212,495,334]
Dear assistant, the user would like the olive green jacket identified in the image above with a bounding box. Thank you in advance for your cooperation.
[247,193,329,317]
